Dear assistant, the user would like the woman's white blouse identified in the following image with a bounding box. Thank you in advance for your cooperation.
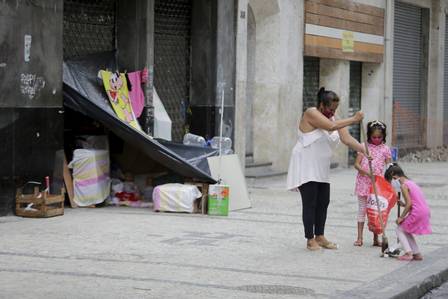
[286,128,340,191]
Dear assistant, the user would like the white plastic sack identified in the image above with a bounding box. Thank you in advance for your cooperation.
[68,149,110,207]
[153,183,202,213]
[153,89,172,141]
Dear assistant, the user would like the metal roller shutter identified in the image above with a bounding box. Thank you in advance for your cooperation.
[154,0,192,142]
[303,57,320,112]
[444,15,448,145]
[349,61,362,165]
[63,0,117,60]
[393,1,425,148]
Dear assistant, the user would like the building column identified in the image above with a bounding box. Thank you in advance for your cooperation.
[234,0,248,168]
[118,0,154,136]
[426,0,445,147]
[320,59,350,167]
[273,0,303,171]
[361,63,384,124]
[383,0,394,147]
[215,0,236,140]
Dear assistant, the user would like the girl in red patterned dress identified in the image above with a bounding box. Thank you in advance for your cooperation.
[353,121,392,247]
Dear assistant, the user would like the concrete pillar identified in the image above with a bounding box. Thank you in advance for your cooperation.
[361,63,384,124]
[117,0,154,135]
[189,0,236,142]
[320,59,350,167]
[215,0,236,138]
[383,0,394,146]
[426,0,445,147]
[250,0,281,166]
[235,0,248,168]
[190,0,216,139]
[247,0,303,173]
[273,0,303,171]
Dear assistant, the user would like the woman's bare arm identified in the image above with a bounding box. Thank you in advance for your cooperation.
[338,127,365,153]
[305,109,363,131]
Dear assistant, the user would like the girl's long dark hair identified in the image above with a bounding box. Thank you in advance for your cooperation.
[384,163,408,182]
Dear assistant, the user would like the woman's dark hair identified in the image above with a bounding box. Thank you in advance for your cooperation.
[367,120,387,143]
[384,163,407,182]
[317,87,339,108]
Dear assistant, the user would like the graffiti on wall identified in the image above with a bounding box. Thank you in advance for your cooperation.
[20,73,45,100]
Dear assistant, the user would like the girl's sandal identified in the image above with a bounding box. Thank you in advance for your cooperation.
[398,254,413,261]
[373,241,383,247]
[413,254,423,261]
[353,239,363,246]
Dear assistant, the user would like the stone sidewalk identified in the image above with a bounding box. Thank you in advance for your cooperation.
[0,162,447,298]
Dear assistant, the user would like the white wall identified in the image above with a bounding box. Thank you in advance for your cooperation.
[245,0,303,171]
[320,59,350,167]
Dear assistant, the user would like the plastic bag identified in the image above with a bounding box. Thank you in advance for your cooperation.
[153,184,202,213]
[367,175,397,234]
[68,149,110,207]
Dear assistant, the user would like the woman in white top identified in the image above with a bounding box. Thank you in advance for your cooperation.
[287,87,367,251]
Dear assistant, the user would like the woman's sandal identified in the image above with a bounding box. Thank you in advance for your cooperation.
[307,244,321,251]
[353,239,363,247]
[306,239,321,251]
[317,240,338,250]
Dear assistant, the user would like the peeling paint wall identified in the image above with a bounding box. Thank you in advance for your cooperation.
[0,0,63,215]
[0,0,63,108]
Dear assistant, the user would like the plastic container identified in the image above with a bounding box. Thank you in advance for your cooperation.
[210,137,233,154]
[183,133,206,147]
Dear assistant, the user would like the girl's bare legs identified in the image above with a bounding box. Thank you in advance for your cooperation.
[396,226,414,260]
[354,222,364,246]
[407,233,423,260]
[354,196,367,246]
[373,233,382,247]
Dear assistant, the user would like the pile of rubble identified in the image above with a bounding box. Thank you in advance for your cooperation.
[400,146,448,163]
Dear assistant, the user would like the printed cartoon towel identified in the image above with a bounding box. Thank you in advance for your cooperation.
[367,175,398,234]
[100,70,141,130]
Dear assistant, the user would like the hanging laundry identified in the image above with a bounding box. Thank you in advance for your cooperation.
[127,68,148,118]
[100,70,141,130]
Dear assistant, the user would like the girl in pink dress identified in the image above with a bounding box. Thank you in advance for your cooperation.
[385,163,432,261]
[353,121,391,247]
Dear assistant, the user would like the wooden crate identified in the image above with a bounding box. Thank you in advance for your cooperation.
[185,181,209,214]
[16,187,65,218]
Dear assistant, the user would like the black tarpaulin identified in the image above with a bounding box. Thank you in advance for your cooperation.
[63,52,216,183]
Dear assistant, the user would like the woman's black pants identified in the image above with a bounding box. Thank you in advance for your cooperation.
[298,181,330,239]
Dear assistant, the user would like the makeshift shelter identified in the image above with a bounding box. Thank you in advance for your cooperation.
[63,52,217,186]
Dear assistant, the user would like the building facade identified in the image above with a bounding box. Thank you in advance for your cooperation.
[1,0,448,215]
[234,0,448,173]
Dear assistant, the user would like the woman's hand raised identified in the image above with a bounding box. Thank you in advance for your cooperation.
[353,111,364,123]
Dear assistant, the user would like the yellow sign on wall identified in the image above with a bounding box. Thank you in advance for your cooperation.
[342,31,354,53]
